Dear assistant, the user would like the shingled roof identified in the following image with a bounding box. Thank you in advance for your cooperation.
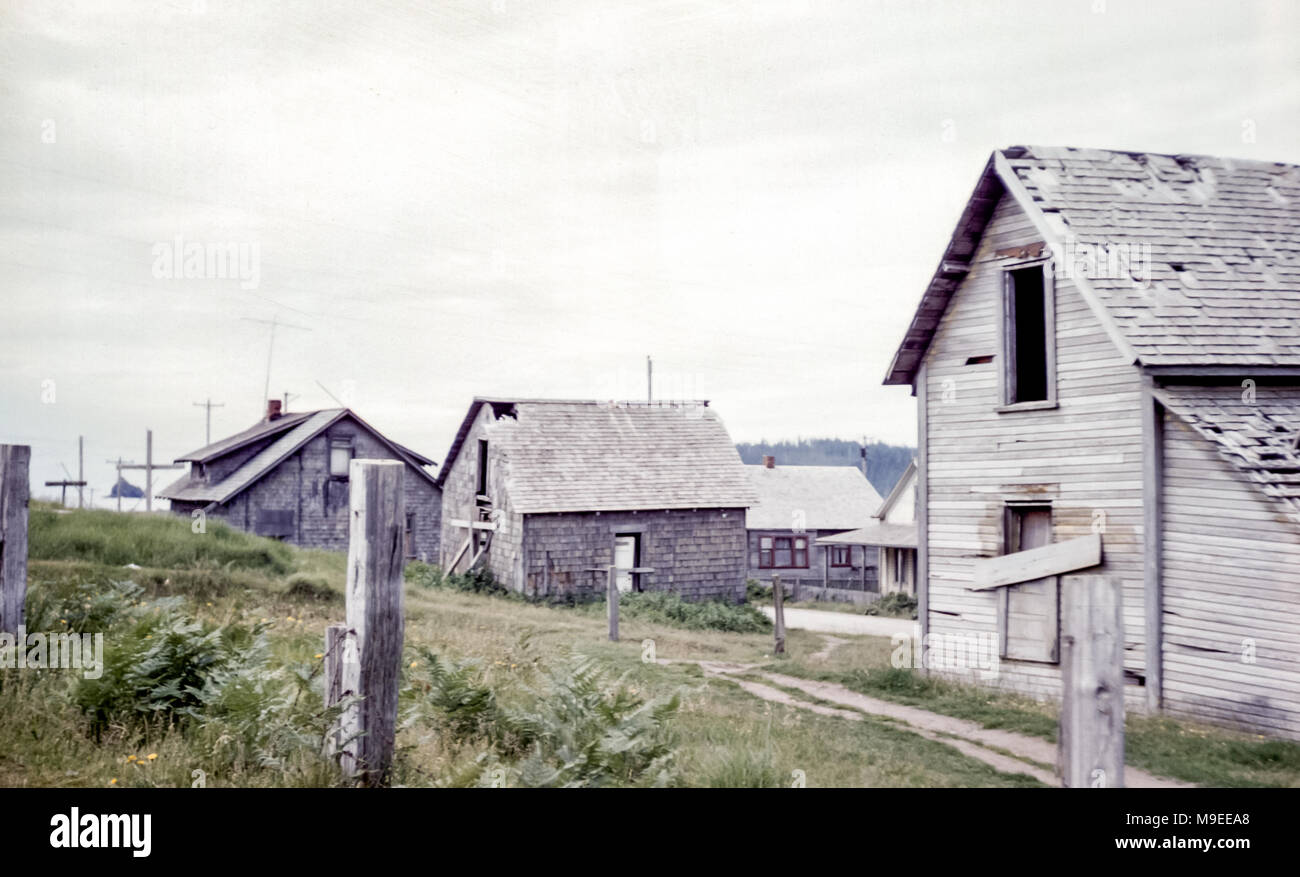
[438,399,757,514]
[744,464,882,530]
[159,408,437,505]
[1154,385,1300,526]
[886,146,1300,384]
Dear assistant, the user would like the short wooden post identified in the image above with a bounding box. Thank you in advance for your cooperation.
[323,622,347,757]
[607,564,619,642]
[338,459,406,785]
[772,573,785,655]
[1059,574,1125,788]
[0,445,31,635]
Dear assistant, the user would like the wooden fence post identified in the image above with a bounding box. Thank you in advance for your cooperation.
[1059,574,1125,788]
[607,564,619,642]
[323,622,347,758]
[772,573,785,655]
[0,445,31,635]
[338,459,406,785]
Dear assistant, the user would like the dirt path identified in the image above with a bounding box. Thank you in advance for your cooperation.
[759,607,915,638]
[690,659,1193,789]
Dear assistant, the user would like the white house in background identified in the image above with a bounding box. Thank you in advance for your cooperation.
[816,460,918,596]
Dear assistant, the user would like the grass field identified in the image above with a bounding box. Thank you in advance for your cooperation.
[3,508,1297,787]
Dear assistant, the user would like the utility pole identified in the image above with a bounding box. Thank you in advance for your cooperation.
[242,315,311,416]
[861,434,870,479]
[114,429,185,513]
[193,398,225,445]
[77,435,84,508]
[647,355,653,403]
[110,456,124,512]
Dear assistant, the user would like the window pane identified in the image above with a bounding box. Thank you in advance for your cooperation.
[760,537,772,549]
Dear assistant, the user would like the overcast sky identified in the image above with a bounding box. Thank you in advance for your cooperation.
[2,0,1298,506]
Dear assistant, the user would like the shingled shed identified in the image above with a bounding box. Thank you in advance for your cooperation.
[437,399,757,601]
[160,401,441,560]
[885,145,1300,739]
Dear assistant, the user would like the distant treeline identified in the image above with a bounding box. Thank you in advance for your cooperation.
[736,438,915,498]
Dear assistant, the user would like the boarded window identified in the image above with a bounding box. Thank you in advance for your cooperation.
[255,509,294,539]
[329,440,352,478]
[1001,505,1059,663]
[1003,264,1053,404]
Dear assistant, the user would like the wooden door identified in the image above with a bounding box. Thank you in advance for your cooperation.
[614,534,638,593]
[1002,507,1059,662]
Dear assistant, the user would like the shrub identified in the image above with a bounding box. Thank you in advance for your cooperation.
[619,591,772,634]
[865,592,918,619]
[408,650,680,788]
[73,602,270,736]
[283,572,341,604]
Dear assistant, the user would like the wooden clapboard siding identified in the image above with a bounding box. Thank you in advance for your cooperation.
[920,193,1147,703]
[1161,412,1300,738]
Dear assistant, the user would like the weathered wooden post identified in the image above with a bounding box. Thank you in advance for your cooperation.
[607,564,619,642]
[323,622,347,757]
[1059,574,1125,788]
[0,445,31,635]
[772,573,785,655]
[337,459,405,785]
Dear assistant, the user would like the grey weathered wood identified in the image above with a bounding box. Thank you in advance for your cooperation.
[0,445,31,635]
[1059,574,1125,788]
[606,564,619,642]
[1141,374,1164,712]
[339,459,406,785]
[772,573,785,655]
[323,622,347,757]
[972,534,1102,590]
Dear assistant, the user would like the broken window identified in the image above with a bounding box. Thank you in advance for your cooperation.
[1003,263,1054,404]
[476,439,489,497]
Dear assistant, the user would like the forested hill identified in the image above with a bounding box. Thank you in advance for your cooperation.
[736,439,915,498]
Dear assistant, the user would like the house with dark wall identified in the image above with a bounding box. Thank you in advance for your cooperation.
[160,400,441,560]
[438,399,756,602]
[885,145,1300,739]
[817,460,918,597]
[744,457,882,598]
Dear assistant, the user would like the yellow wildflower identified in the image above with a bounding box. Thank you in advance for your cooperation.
[146,753,158,761]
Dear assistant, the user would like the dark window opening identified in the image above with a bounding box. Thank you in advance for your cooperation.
[405,512,416,559]
[1007,265,1048,403]
[476,439,489,497]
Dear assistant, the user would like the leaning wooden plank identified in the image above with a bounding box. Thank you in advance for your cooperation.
[970,534,1102,591]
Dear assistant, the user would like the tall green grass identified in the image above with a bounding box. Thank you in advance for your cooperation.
[29,508,293,574]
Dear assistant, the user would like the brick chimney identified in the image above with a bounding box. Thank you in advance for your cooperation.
[763,455,775,469]
[266,399,282,421]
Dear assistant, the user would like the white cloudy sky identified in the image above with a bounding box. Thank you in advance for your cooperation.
[1,0,1297,505]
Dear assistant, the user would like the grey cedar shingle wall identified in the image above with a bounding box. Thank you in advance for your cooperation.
[523,509,748,602]
[174,417,441,560]
[441,404,749,600]
[745,529,878,589]
[439,403,526,585]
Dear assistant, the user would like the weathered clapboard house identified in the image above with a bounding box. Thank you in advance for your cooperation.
[438,399,756,601]
[160,400,441,560]
[886,145,1300,739]
[744,457,882,596]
